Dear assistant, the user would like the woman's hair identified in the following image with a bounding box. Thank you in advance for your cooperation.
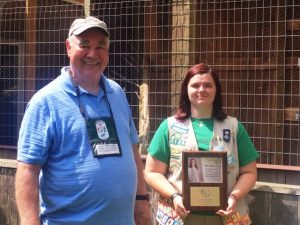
[174,63,227,121]
[188,158,198,169]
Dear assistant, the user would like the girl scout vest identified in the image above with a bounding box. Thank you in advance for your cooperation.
[156,116,250,225]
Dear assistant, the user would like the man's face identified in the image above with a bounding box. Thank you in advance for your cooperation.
[66,29,109,81]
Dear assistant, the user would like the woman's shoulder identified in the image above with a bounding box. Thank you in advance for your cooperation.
[222,116,249,135]
[167,116,191,124]
[224,115,238,122]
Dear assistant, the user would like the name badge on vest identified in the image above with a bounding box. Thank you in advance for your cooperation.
[87,117,122,158]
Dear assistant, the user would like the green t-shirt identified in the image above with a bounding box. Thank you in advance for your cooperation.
[148,117,259,166]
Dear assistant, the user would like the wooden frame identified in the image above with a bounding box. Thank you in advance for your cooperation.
[62,0,84,5]
[182,151,227,211]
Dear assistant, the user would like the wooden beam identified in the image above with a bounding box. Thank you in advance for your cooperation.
[270,2,286,165]
[257,163,300,172]
[286,56,300,68]
[0,159,17,169]
[205,57,278,71]
[62,0,84,5]
[284,107,300,122]
[253,181,300,195]
[138,83,149,155]
[25,0,37,102]
[287,20,300,31]
[171,0,193,107]
[62,0,89,16]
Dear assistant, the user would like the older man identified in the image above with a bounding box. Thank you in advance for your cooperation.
[15,16,150,225]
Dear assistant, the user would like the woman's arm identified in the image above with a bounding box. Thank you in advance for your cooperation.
[144,154,189,218]
[15,161,41,225]
[144,154,176,197]
[230,161,257,200]
[218,161,257,216]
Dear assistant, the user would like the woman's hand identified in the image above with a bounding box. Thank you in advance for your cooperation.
[172,195,190,219]
[216,194,237,216]
[217,161,257,217]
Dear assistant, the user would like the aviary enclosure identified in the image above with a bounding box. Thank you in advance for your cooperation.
[0,0,299,167]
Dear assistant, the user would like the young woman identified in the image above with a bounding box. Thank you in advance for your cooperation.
[144,63,259,225]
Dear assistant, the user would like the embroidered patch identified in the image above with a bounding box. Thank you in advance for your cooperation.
[156,199,184,225]
[223,129,231,142]
[171,123,189,134]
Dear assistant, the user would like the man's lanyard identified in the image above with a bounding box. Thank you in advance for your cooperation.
[69,72,122,157]
[69,73,113,122]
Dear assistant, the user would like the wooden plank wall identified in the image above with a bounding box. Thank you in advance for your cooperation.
[2,159,300,225]
[249,182,300,225]
[0,160,18,225]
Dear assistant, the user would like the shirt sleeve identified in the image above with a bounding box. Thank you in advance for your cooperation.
[147,119,170,164]
[127,105,139,145]
[17,96,53,164]
[237,121,260,167]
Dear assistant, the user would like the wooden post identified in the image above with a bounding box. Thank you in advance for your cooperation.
[270,1,285,165]
[138,83,149,155]
[170,0,194,108]
[84,0,90,16]
[62,0,84,5]
[25,0,37,102]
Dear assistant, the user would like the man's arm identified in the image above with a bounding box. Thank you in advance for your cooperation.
[15,161,41,225]
[133,144,147,195]
[132,144,151,225]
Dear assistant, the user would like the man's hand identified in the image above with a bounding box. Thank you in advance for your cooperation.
[134,200,151,225]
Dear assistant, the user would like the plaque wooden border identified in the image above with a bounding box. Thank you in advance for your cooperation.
[182,151,227,211]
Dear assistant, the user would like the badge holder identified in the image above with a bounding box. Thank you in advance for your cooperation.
[87,117,122,158]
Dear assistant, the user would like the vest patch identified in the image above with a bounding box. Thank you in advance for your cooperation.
[171,123,189,134]
[169,133,186,146]
[223,129,231,142]
[169,139,186,146]
[169,122,189,146]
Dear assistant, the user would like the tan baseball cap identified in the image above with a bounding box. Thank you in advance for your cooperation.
[68,16,110,37]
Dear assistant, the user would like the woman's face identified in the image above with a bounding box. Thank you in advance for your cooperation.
[191,159,196,167]
[187,73,216,111]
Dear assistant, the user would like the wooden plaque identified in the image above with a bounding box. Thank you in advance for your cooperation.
[182,151,227,211]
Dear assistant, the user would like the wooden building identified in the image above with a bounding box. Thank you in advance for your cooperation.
[1,0,300,224]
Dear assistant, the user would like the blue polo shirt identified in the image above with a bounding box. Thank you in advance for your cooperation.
[17,67,139,225]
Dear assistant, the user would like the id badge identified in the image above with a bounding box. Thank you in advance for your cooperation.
[87,117,122,158]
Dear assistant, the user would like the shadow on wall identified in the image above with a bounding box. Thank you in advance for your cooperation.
[0,166,18,225]
[0,206,8,225]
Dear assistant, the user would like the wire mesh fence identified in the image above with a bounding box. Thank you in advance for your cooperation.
[0,0,299,166]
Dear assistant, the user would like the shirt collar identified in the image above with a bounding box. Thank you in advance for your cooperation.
[60,66,113,96]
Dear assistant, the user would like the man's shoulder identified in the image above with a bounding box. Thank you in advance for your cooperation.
[102,76,122,91]
[29,76,64,105]
[102,76,128,104]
